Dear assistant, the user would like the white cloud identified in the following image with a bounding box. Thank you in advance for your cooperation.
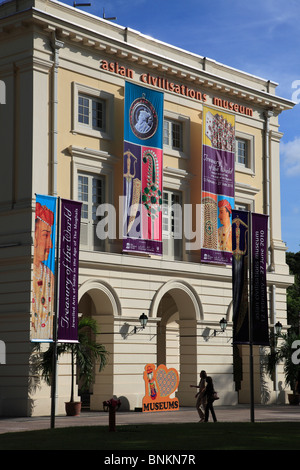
[281,137,300,176]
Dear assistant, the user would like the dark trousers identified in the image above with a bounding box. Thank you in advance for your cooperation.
[204,399,217,422]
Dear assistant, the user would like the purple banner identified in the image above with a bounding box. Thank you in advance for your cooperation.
[232,211,269,345]
[58,199,82,342]
[252,213,269,346]
[201,107,235,265]
[232,210,249,344]
[202,145,235,198]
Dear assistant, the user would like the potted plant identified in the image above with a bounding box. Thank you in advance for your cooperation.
[37,316,108,415]
[267,331,300,405]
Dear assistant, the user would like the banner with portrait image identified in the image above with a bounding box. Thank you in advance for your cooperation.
[31,194,57,342]
[201,107,235,265]
[58,199,82,342]
[123,82,164,256]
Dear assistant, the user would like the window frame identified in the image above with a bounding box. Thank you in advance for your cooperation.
[69,146,118,252]
[78,93,106,131]
[72,82,114,140]
[234,201,254,212]
[162,167,193,261]
[77,172,106,251]
[235,131,255,175]
[163,110,190,159]
[164,119,183,151]
[234,181,258,214]
[236,138,248,166]
[162,189,183,261]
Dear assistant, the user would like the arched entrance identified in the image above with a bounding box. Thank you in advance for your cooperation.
[78,279,121,410]
[150,280,203,406]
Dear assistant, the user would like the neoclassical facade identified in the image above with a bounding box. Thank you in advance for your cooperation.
[0,0,294,416]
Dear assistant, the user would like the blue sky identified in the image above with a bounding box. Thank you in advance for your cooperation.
[61,0,300,252]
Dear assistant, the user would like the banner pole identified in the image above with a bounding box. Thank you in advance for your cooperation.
[51,196,60,429]
[248,211,255,423]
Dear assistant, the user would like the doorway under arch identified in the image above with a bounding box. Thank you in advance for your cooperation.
[78,279,121,410]
[151,280,203,406]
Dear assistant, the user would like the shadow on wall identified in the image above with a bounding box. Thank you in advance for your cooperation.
[116,395,130,411]
[277,381,286,404]
[119,323,131,339]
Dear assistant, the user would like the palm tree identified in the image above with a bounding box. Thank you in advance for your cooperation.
[37,316,108,405]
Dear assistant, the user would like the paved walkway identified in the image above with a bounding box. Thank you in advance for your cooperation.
[0,405,300,434]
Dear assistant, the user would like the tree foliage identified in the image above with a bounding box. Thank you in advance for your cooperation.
[266,251,300,392]
[286,251,300,334]
[267,331,300,391]
[36,317,109,399]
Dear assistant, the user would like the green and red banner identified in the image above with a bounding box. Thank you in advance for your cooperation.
[123,82,164,255]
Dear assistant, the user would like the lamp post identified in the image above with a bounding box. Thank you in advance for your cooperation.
[214,317,228,336]
[139,313,148,329]
[133,313,148,333]
[219,317,227,332]
[275,321,282,335]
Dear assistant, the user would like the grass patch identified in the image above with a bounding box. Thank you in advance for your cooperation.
[1,422,300,450]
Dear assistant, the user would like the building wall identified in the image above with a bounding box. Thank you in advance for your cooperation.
[0,0,294,416]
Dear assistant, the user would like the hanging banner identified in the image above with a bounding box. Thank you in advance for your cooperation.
[123,82,164,256]
[232,211,269,345]
[252,213,269,345]
[142,364,179,412]
[31,194,57,342]
[58,199,82,342]
[232,210,249,344]
[201,107,235,265]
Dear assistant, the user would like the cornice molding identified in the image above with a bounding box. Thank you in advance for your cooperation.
[0,5,295,112]
[68,145,120,165]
